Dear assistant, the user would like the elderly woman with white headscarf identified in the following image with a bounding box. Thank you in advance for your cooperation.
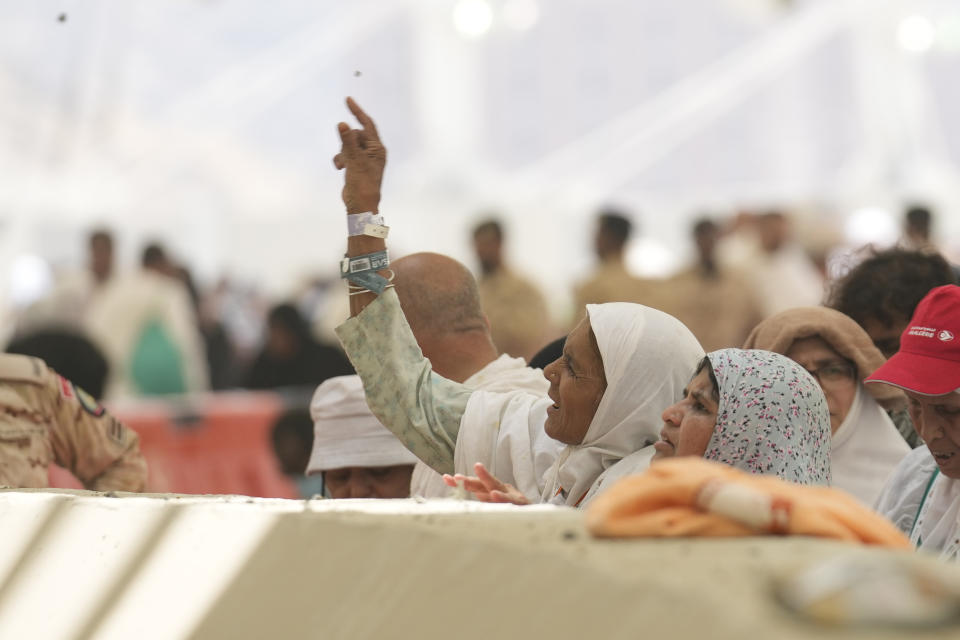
[743,307,909,503]
[450,301,705,506]
[331,98,704,508]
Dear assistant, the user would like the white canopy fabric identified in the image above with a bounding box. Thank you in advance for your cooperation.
[0,0,958,300]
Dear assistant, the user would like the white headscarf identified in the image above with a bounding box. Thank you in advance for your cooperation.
[831,385,909,504]
[410,354,550,498]
[306,375,418,475]
[542,303,704,506]
[455,304,703,507]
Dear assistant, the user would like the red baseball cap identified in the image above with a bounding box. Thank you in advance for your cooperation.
[866,285,960,395]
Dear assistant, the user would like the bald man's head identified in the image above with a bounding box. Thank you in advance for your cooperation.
[392,253,487,339]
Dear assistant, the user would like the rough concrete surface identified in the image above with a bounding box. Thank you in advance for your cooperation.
[0,489,957,639]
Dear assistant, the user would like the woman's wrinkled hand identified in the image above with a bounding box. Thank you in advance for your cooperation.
[333,97,386,214]
[443,462,530,505]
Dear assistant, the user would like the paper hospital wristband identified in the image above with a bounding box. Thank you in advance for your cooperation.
[347,212,389,238]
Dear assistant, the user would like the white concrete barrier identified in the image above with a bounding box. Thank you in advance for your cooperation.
[0,490,957,640]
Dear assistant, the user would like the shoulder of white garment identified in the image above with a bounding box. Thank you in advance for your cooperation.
[465,354,549,395]
[579,446,657,507]
[873,445,937,530]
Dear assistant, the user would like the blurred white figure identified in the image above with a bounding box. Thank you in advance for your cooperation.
[85,243,209,399]
[17,230,114,334]
[722,211,824,317]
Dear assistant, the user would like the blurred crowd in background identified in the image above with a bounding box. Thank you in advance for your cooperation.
[11,202,955,398]
[2,199,956,495]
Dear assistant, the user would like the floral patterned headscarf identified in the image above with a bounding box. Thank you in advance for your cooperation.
[704,349,831,486]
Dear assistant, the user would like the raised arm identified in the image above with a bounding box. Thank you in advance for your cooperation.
[335,97,388,317]
[332,98,469,474]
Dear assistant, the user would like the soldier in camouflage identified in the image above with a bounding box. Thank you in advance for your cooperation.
[0,353,147,491]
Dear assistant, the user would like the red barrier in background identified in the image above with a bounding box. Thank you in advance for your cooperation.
[49,391,299,498]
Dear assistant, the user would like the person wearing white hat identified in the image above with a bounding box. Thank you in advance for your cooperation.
[391,251,552,498]
[306,375,418,499]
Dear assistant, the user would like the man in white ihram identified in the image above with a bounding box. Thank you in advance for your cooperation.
[389,252,552,497]
[304,252,550,498]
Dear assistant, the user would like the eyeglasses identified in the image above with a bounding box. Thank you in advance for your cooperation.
[805,361,856,387]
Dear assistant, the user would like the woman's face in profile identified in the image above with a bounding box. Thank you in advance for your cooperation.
[542,318,607,445]
[654,368,719,461]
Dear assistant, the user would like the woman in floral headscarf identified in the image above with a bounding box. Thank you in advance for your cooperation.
[650,348,831,485]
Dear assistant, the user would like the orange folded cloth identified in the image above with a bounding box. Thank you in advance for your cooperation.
[586,458,910,549]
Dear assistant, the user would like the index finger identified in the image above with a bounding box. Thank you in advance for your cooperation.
[346,96,380,139]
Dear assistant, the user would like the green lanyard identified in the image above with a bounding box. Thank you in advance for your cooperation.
[909,468,941,546]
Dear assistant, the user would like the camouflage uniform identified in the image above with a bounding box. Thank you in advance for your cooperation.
[0,354,147,491]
